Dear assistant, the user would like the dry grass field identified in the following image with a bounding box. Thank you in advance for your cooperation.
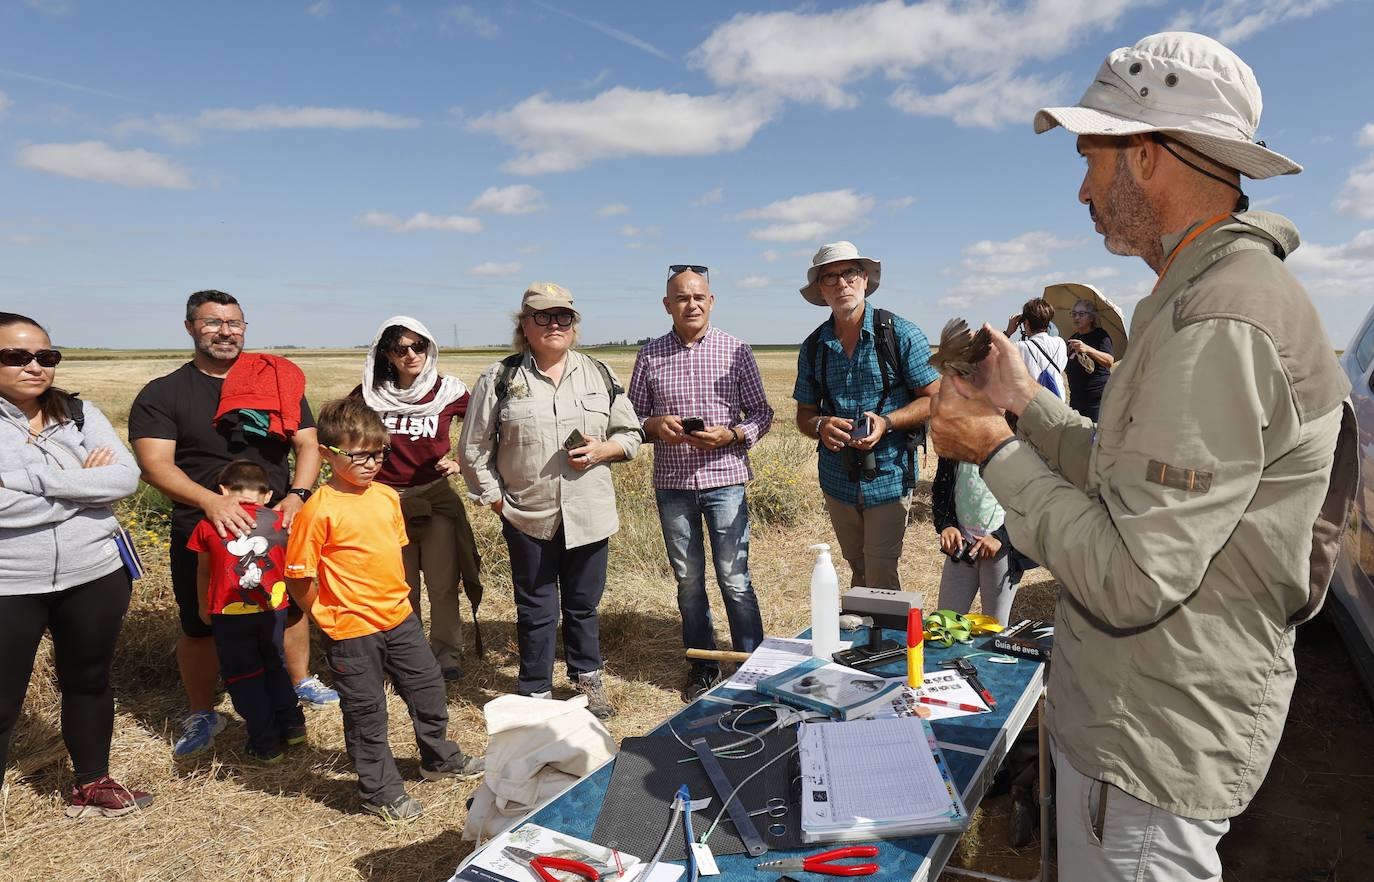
[2,347,1368,881]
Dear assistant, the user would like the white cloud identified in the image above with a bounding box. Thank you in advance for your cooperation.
[938,265,1125,309]
[736,275,773,289]
[597,203,630,216]
[305,0,333,19]
[689,0,1131,109]
[357,210,482,233]
[468,87,777,174]
[471,261,523,277]
[961,231,1079,274]
[737,189,876,242]
[440,5,500,39]
[886,196,916,211]
[1172,0,1344,45]
[1336,125,1374,220]
[16,141,193,189]
[693,187,724,206]
[116,105,420,145]
[890,72,1072,129]
[1288,229,1374,298]
[468,184,546,215]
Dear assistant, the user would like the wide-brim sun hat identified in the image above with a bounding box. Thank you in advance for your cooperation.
[1033,31,1300,180]
[1042,282,1128,361]
[521,281,579,318]
[800,241,881,306]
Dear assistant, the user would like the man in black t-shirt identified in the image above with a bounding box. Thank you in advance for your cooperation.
[129,290,334,759]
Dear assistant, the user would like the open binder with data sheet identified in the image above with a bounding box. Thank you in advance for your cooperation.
[797,716,968,842]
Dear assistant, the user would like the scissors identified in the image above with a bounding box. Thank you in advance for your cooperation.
[747,797,788,819]
[502,846,601,882]
[756,845,880,876]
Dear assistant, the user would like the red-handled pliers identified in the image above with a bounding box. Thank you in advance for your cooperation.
[502,846,601,882]
[755,845,880,876]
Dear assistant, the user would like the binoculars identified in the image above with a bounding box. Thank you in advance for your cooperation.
[842,446,878,482]
[943,537,979,566]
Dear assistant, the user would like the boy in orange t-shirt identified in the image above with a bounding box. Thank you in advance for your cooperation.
[285,398,483,823]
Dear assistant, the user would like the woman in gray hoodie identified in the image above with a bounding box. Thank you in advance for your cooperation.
[0,312,153,818]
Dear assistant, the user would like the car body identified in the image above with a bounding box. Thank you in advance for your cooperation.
[1329,303,1374,701]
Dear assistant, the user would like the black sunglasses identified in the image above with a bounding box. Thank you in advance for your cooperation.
[530,311,577,328]
[668,264,709,281]
[0,348,62,368]
[390,340,427,356]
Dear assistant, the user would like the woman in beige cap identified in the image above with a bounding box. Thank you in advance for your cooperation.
[457,283,642,719]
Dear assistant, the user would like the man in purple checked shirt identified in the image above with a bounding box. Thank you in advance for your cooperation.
[628,265,775,700]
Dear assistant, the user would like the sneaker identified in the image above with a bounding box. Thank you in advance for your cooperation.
[172,710,226,758]
[65,776,154,819]
[441,666,463,682]
[685,666,721,702]
[245,745,285,765]
[362,793,423,823]
[420,753,485,781]
[294,675,340,708]
[281,724,308,747]
[575,671,615,720]
[520,690,552,700]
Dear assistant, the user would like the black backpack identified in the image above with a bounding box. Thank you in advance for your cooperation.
[801,308,927,486]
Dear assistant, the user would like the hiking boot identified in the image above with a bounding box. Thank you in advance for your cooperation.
[294,675,340,708]
[362,793,423,823]
[172,710,226,758]
[685,666,721,702]
[575,671,615,720]
[65,776,154,819]
[420,753,485,781]
[281,724,308,747]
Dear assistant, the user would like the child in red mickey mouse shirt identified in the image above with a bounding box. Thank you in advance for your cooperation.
[187,460,306,763]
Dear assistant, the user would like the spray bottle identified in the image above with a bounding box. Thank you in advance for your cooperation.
[808,544,840,661]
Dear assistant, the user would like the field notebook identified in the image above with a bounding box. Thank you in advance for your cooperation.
[797,716,968,843]
[755,657,904,720]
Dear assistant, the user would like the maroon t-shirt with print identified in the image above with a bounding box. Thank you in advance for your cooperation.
[349,379,469,488]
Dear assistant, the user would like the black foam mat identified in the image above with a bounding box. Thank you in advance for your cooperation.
[591,728,801,861]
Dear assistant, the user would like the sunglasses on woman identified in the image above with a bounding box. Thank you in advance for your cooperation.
[0,348,62,368]
[530,311,576,328]
[390,340,428,356]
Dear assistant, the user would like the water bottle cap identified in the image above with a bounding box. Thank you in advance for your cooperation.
[809,543,830,553]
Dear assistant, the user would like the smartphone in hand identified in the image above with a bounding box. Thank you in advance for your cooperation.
[564,428,588,451]
[681,417,706,434]
[848,416,871,440]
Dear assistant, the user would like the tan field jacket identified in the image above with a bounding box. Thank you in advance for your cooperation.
[983,212,1358,820]
[458,350,642,550]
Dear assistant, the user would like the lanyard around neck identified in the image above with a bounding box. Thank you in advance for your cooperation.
[1152,213,1231,295]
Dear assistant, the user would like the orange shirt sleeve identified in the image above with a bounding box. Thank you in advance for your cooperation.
[285,496,327,580]
[392,491,409,549]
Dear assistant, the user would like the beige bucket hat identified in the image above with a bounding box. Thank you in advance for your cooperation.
[1034,31,1300,180]
[521,281,579,317]
[799,241,881,306]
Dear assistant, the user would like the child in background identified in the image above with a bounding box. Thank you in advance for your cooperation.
[931,455,1018,625]
[285,398,483,823]
[187,460,306,763]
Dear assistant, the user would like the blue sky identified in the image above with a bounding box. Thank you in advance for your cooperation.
[2,0,1372,350]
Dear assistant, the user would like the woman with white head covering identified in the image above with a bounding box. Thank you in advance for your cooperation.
[351,316,483,680]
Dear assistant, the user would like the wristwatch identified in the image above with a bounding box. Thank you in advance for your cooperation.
[285,488,312,503]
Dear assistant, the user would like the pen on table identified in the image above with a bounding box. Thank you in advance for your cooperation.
[918,695,989,714]
[907,608,923,688]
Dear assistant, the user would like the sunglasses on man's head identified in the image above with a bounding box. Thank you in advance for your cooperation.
[390,340,427,356]
[668,264,709,281]
[0,348,62,368]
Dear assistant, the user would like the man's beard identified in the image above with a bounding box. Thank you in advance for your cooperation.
[196,336,241,362]
[1096,151,1161,260]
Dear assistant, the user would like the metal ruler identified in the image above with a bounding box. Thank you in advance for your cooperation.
[690,737,769,857]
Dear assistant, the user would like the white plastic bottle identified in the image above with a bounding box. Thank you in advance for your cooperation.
[808,543,841,661]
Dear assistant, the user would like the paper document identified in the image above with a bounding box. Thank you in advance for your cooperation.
[797,717,967,840]
[725,637,852,690]
[883,669,991,720]
[451,822,684,882]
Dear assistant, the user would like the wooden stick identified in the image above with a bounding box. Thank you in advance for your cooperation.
[685,649,751,663]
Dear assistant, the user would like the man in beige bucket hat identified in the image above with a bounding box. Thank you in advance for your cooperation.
[792,241,941,590]
[929,32,1357,880]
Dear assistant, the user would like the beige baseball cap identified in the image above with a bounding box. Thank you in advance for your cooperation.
[799,241,881,306]
[1034,31,1300,179]
[521,281,578,316]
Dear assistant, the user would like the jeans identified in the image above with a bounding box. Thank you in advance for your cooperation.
[212,609,306,755]
[655,485,763,668]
